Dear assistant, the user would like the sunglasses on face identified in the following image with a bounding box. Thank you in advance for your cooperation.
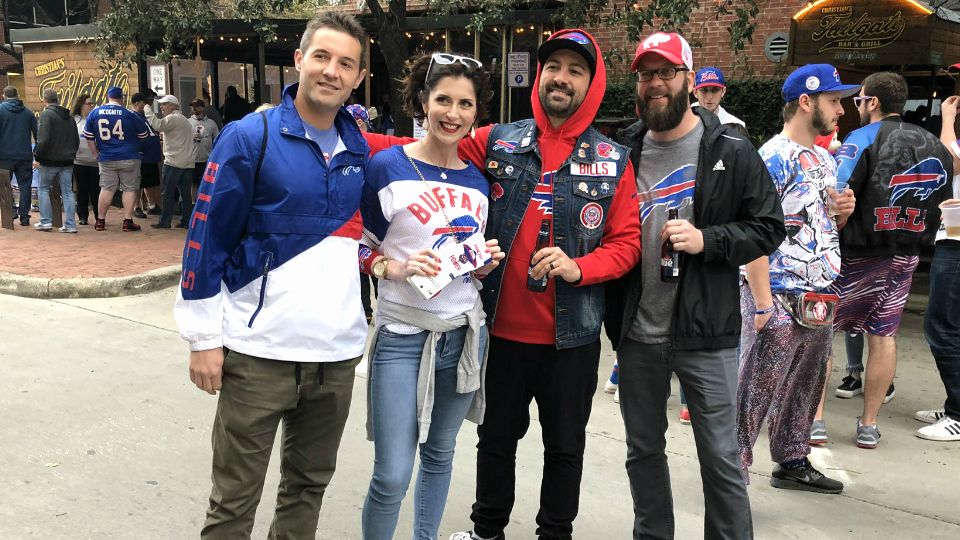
[426,52,483,81]
[853,95,875,107]
[636,67,689,82]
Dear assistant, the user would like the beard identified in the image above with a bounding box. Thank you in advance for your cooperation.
[539,81,579,119]
[637,78,690,132]
[811,99,835,136]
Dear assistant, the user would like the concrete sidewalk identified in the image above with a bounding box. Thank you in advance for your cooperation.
[0,212,183,298]
[1,289,957,539]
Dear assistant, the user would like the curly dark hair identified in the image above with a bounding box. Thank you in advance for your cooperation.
[400,52,493,125]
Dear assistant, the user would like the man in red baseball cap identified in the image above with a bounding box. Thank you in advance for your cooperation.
[606,31,785,539]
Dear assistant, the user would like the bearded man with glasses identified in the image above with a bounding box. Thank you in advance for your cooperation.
[605,32,785,539]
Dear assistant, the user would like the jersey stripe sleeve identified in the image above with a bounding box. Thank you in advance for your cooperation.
[836,123,879,190]
[173,123,255,350]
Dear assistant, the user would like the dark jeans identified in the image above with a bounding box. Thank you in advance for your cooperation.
[159,164,194,227]
[2,159,33,219]
[925,240,960,421]
[618,338,752,540]
[471,336,600,540]
[74,163,100,221]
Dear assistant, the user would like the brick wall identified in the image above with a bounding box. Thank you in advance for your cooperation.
[586,0,808,81]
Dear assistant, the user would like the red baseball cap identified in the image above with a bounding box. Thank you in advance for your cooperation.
[949,63,960,73]
[631,32,693,72]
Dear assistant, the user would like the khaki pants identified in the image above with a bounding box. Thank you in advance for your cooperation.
[201,350,360,539]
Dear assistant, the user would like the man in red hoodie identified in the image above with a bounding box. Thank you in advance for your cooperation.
[435,30,641,540]
[363,31,639,539]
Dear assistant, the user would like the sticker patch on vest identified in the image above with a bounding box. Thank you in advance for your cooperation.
[580,203,603,229]
[571,161,617,177]
[491,182,505,201]
[595,142,620,160]
[493,139,518,153]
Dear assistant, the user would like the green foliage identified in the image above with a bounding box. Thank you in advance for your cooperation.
[95,0,214,65]
[598,76,636,119]
[722,78,784,147]
[621,0,760,74]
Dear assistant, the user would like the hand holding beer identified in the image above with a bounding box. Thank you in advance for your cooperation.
[661,219,704,255]
[942,199,960,239]
[827,187,856,225]
[530,246,582,283]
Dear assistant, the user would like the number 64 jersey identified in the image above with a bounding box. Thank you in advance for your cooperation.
[82,103,148,161]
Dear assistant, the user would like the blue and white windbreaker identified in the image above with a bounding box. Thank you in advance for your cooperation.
[174,84,370,362]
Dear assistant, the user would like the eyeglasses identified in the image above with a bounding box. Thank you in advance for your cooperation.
[426,52,483,82]
[853,95,875,107]
[636,67,689,82]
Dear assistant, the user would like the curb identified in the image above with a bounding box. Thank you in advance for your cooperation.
[0,265,182,299]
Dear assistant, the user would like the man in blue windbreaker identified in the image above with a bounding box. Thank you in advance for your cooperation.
[174,13,370,537]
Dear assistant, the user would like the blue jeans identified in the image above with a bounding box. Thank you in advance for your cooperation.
[925,241,960,421]
[38,165,76,229]
[2,159,34,219]
[362,325,487,540]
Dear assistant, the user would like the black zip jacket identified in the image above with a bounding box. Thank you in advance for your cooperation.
[605,108,786,351]
[35,104,79,167]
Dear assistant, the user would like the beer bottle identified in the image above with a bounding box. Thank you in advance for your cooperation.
[527,219,551,292]
[660,208,682,283]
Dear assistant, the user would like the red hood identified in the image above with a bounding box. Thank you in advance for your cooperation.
[531,29,607,142]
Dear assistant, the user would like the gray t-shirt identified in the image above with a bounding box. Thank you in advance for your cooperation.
[627,120,703,343]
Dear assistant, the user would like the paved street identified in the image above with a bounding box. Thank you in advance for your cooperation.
[1,288,958,539]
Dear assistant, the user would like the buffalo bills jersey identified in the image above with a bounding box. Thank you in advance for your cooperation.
[83,104,148,162]
[760,134,840,293]
[360,145,489,333]
[835,116,953,256]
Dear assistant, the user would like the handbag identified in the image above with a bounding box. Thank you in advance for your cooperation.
[775,291,840,329]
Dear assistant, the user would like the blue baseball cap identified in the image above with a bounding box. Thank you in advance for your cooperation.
[695,67,726,89]
[106,86,124,99]
[782,64,860,102]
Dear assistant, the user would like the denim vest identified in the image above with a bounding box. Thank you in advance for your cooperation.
[480,119,630,349]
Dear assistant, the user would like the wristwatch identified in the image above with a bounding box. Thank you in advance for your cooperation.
[372,257,391,280]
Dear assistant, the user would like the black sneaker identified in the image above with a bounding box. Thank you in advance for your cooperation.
[884,383,896,404]
[19,216,29,226]
[835,375,863,398]
[771,461,843,494]
[147,206,162,216]
[134,207,148,219]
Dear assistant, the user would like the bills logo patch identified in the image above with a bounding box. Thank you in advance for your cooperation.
[493,139,518,153]
[491,182,504,201]
[888,157,948,206]
[580,203,603,229]
[596,142,614,158]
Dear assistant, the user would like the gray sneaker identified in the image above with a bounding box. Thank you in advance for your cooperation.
[856,418,881,449]
[810,419,828,445]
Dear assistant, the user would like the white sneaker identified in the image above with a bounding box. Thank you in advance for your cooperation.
[914,408,946,424]
[448,533,474,540]
[34,222,52,231]
[613,388,619,404]
[917,416,960,441]
[604,379,618,394]
[58,226,77,233]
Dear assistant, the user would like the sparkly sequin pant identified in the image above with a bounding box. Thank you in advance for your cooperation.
[736,284,832,474]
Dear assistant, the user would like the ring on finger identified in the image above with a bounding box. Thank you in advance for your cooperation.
[550,261,556,270]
